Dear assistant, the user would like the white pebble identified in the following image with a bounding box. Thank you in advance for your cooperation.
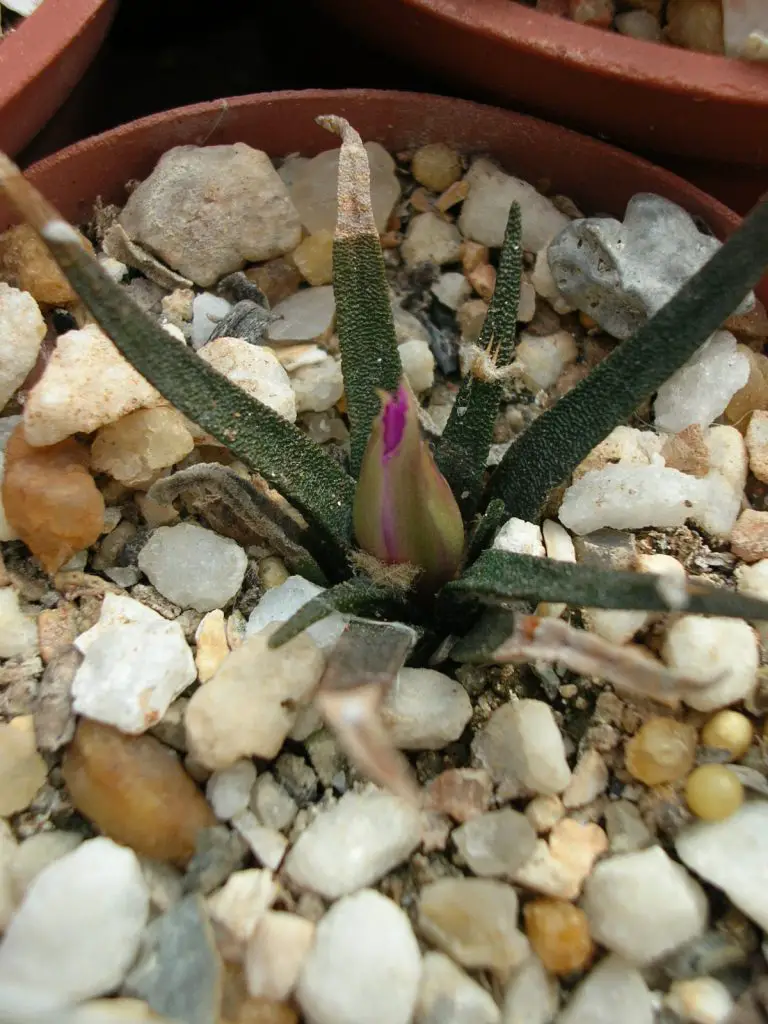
[139,522,247,613]
[432,272,472,311]
[557,954,653,1024]
[250,773,298,831]
[662,616,758,711]
[10,831,83,904]
[581,846,708,966]
[654,332,749,433]
[190,292,232,348]
[401,212,462,267]
[515,331,577,392]
[206,759,257,820]
[0,838,149,1015]
[267,286,336,345]
[199,337,297,422]
[665,976,734,1024]
[453,808,537,877]
[290,355,344,413]
[417,950,501,1024]
[382,667,472,750]
[399,339,435,394]
[493,517,546,557]
[206,868,276,945]
[246,575,347,650]
[231,811,288,870]
[284,787,422,899]
[675,802,768,932]
[0,415,22,541]
[0,283,45,410]
[72,593,195,735]
[0,587,38,659]
[297,889,421,1024]
[502,955,559,1024]
[474,700,571,796]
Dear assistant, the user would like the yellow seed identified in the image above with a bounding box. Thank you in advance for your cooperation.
[625,717,697,786]
[701,711,753,761]
[685,764,744,821]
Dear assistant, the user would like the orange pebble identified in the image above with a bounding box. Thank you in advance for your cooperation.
[2,424,105,573]
[524,898,594,975]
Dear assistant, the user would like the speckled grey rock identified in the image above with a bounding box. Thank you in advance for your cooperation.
[547,194,754,341]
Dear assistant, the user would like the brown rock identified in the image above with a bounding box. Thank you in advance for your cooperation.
[725,299,768,342]
[661,424,710,478]
[665,0,724,53]
[2,425,105,574]
[524,898,595,975]
[425,768,493,822]
[62,718,216,866]
[726,348,768,431]
[245,259,302,307]
[731,509,768,564]
[0,223,91,306]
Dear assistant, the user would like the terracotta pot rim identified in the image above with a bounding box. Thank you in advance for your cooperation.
[407,0,768,101]
[21,86,743,224]
[0,0,113,111]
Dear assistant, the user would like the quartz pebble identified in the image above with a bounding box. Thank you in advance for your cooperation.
[730,509,768,563]
[453,808,537,877]
[120,144,301,287]
[745,409,768,482]
[185,625,324,770]
[548,194,752,342]
[207,868,276,946]
[675,801,768,930]
[0,415,21,541]
[139,523,247,614]
[416,951,501,1024]
[557,954,653,1024]
[2,427,105,573]
[432,271,471,311]
[23,324,164,446]
[267,287,335,345]
[245,911,315,1001]
[525,795,566,834]
[514,330,578,392]
[62,718,216,865]
[426,768,493,823]
[284,787,421,899]
[654,332,749,432]
[246,575,346,650]
[290,356,344,413]
[604,800,653,855]
[493,517,546,557]
[502,955,559,1024]
[190,292,232,347]
[418,878,530,977]
[0,282,46,409]
[250,773,298,831]
[195,609,230,682]
[0,585,38,659]
[561,749,608,808]
[91,407,194,486]
[399,339,435,394]
[199,337,297,422]
[0,838,149,1015]
[662,616,758,711]
[402,212,463,267]
[382,667,471,750]
[297,889,421,1024]
[10,830,83,903]
[72,592,196,734]
[288,142,400,235]
[665,976,734,1024]
[459,158,569,251]
[292,231,334,286]
[581,846,708,965]
[523,899,594,976]
[231,811,288,870]
[206,759,257,820]
[473,700,572,796]
[0,716,47,816]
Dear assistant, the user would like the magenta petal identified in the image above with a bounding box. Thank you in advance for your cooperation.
[381,385,409,460]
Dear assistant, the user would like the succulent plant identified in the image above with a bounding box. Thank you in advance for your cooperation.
[2,118,768,797]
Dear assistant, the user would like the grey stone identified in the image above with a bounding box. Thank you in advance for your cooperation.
[557,954,652,1024]
[182,826,247,896]
[416,951,500,1024]
[547,194,754,341]
[453,809,537,877]
[123,894,222,1024]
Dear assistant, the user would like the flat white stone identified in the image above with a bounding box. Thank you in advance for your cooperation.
[473,700,571,797]
[267,286,335,344]
[663,616,758,711]
[297,889,421,1024]
[206,868,276,945]
[401,213,463,267]
[399,339,435,394]
[0,838,149,1015]
[139,522,248,613]
[580,846,708,965]
[199,337,297,422]
[432,272,472,311]
[459,158,569,252]
[502,956,559,1024]
[675,802,768,932]
[291,355,344,413]
[231,811,288,870]
[284,787,422,899]
[0,283,45,410]
[246,575,347,650]
[417,951,501,1024]
[0,587,38,659]
[245,910,315,1001]
[557,955,653,1024]
[493,518,546,557]
[72,593,195,735]
[655,332,749,433]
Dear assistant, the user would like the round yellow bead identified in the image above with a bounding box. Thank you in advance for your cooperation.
[625,717,697,786]
[685,764,744,821]
[701,711,753,761]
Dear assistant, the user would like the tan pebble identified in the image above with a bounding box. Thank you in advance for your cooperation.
[726,347,768,431]
[461,241,489,276]
[548,818,608,887]
[411,143,462,193]
[525,794,566,834]
[434,178,469,214]
[666,0,724,53]
[661,424,710,478]
[62,718,216,866]
[468,263,496,302]
[509,839,581,900]
[258,556,290,590]
[135,490,180,528]
[208,868,277,946]
[731,509,768,563]
[245,259,302,307]
[424,768,493,822]
[0,223,91,305]
[456,298,489,343]
[570,0,614,26]
[685,764,744,821]
[524,898,595,975]
[195,609,230,683]
[91,407,194,487]
[746,410,768,483]
[562,749,609,809]
[36,603,77,663]
[244,910,315,1001]
[291,231,334,287]
[0,716,47,816]
[409,187,434,213]
[625,717,698,786]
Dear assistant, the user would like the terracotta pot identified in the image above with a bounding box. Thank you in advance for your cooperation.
[317,0,768,212]
[0,0,118,157]
[0,88,764,306]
